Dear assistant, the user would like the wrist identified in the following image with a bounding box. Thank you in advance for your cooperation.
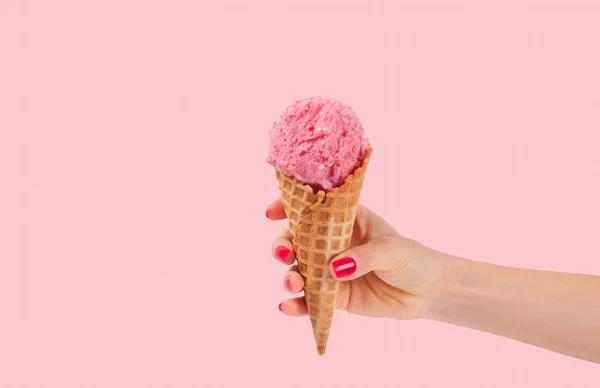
[418,252,480,321]
[393,240,465,320]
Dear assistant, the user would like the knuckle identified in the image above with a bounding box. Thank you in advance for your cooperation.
[378,235,398,248]
[380,236,422,274]
[375,236,405,271]
[356,247,373,269]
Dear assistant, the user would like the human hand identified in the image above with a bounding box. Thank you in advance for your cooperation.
[266,198,447,320]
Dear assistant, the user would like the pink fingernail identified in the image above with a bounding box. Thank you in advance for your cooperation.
[278,302,283,312]
[284,275,292,290]
[275,246,291,262]
[265,206,271,218]
[332,257,357,278]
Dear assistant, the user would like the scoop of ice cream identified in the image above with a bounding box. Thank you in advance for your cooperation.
[267,97,369,192]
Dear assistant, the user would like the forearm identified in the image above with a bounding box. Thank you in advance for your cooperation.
[423,253,600,363]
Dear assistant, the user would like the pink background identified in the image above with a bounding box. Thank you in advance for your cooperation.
[1,0,599,386]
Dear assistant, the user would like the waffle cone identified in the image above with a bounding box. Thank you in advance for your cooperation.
[275,146,372,355]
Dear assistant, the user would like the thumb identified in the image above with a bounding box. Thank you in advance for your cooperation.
[329,237,400,281]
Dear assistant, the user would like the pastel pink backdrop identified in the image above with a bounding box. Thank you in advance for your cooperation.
[1,0,599,387]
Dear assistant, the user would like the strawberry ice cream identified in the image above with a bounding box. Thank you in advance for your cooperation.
[267,97,369,191]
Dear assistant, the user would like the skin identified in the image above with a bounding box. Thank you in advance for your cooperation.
[266,199,600,364]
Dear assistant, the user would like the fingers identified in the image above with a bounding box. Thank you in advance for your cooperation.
[279,282,350,316]
[265,198,287,220]
[271,229,296,265]
[279,297,308,316]
[282,265,304,293]
[279,265,308,315]
[329,237,400,281]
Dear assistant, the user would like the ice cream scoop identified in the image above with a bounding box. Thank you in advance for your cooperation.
[267,97,369,191]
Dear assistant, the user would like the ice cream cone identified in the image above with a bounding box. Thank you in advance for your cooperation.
[275,146,372,355]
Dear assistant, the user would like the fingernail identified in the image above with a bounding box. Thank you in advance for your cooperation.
[275,246,291,262]
[284,275,292,291]
[265,206,271,218]
[278,302,283,312]
[332,257,356,278]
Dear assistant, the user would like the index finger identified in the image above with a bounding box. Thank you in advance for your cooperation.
[266,198,287,220]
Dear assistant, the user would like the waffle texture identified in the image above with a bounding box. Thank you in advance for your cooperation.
[275,146,372,355]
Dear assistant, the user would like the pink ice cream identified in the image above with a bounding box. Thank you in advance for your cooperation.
[267,97,369,191]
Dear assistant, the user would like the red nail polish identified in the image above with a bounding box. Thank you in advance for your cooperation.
[265,206,271,218]
[275,246,291,262]
[278,302,283,312]
[332,257,356,278]
[285,275,292,290]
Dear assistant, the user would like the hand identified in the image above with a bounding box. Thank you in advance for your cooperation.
[266,198,447,320]
[267,198,600,363]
